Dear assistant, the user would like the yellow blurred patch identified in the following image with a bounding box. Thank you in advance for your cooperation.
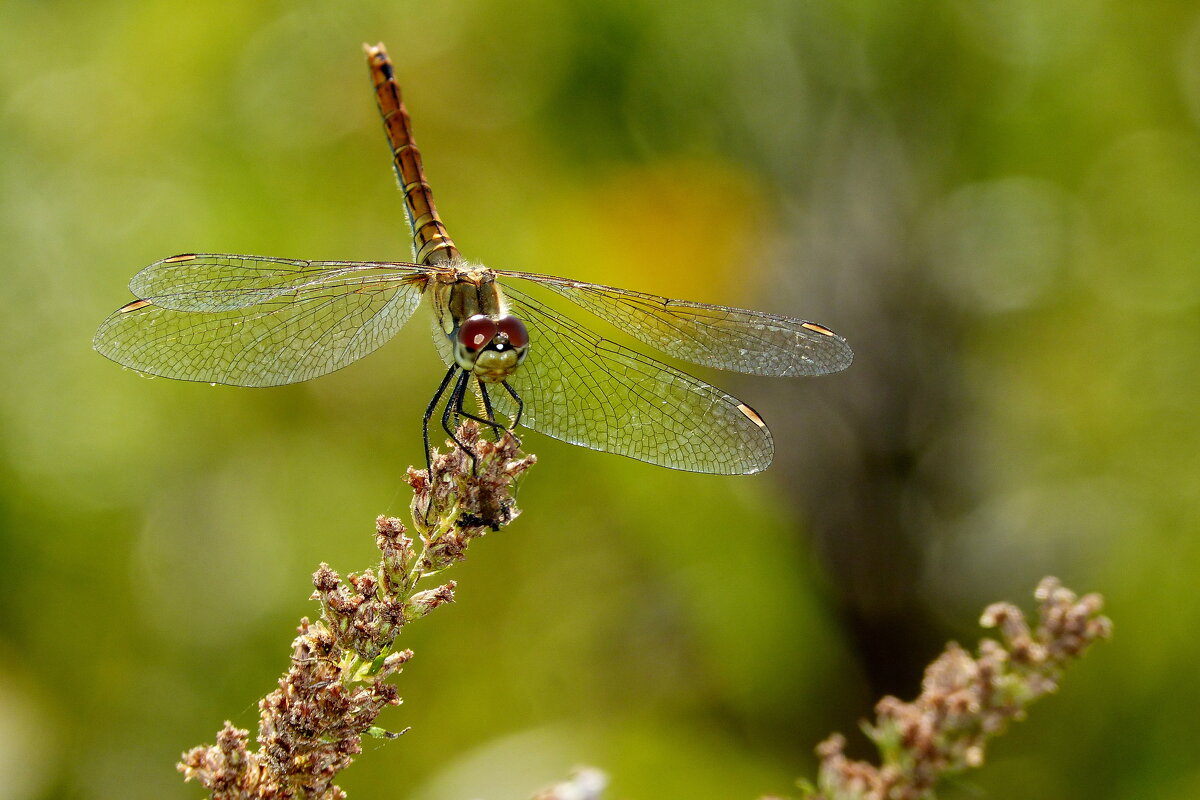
[532,161,771,304]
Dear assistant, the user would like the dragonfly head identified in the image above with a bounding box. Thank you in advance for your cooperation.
[453,314,529,383]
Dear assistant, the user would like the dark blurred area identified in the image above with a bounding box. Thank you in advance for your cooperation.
[2,1,1198,798]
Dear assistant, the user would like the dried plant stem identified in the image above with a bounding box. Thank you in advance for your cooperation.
[515,579,1110,800]
[178,423,534,800]
[792,577,1113,800]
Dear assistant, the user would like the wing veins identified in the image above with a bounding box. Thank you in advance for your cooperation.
[495,268,850,375]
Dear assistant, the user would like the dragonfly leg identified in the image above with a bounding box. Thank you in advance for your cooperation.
[501,381,524,431]
[452,377,505,442]
[423,364,459,479]
[442,371,480,475]
[477,380,500,441]
[478,380,523,449]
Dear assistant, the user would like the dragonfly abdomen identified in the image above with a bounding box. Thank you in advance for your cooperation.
[366,43,459,267]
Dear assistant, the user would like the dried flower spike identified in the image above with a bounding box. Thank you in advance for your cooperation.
[799,577,1112,800]
[179,425,533,799]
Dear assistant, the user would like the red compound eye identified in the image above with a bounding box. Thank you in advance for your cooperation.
[457,315,498,351]
[496,315,529,348]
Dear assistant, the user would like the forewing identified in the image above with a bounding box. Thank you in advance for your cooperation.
[497,269,852,377]
[489,285,774,474]
[127,254,422,311]
[94,255,426,387]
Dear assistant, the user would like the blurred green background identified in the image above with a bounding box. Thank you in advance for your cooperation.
[2,0,1198,798]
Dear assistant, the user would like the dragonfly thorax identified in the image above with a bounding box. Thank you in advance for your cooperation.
[453,314,529,383]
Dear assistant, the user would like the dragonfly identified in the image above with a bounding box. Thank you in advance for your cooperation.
[94,43,853,476]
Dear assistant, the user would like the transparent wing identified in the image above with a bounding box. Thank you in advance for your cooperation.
[94,254,429,387]
[480,285,775,474]
[493,268,853,376]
